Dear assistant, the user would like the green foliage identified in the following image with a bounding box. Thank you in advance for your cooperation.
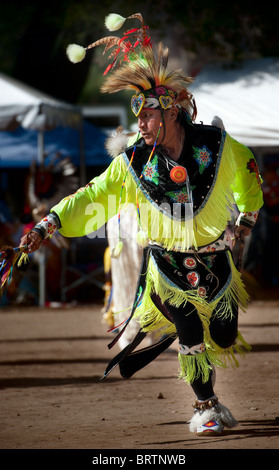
[0,0,278,103]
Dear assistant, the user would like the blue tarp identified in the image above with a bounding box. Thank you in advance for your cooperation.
[0,120,111,168]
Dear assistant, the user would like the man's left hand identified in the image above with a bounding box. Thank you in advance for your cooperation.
[234,225,251,239]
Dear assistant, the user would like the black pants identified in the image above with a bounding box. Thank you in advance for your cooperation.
[165,299,239,400]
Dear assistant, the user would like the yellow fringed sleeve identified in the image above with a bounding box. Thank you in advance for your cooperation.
[51,155,127,238]
[227,134,264,212]
[51,131,263,250]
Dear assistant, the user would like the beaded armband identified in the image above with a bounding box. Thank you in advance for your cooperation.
[32,212,61,240]
[236,210,259,229]
[179,342,206,356]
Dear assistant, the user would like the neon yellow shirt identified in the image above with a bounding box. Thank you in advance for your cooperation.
[51,131,263,250]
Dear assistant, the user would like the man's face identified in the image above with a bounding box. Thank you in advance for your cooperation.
[137,108,162,146]
[138,107,178,146]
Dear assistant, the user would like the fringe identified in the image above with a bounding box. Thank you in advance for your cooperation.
[114,134,251,383]
[133,253,251,383]
[178,348,224,384]
[120,132,238,251]
[178,330,251,384]
[209,251,250,318]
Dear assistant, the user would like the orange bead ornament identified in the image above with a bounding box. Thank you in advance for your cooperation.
[170,166,187,183]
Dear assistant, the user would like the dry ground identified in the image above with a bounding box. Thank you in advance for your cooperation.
[0,300,278,464]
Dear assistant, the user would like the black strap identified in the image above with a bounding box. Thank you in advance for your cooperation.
[101,329,147,379]
[119,334,177,379]
[102,329,177,380]
[102,244,176,380]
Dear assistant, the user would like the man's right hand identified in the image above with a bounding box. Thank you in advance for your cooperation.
[20,231,44,253]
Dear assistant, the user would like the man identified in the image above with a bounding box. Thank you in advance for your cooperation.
[20,13,263,435]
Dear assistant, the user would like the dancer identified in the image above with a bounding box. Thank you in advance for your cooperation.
[19,13,263,435]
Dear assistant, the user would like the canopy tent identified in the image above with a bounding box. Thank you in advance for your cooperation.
[0,72,108,307]
[189,57,279,148]
[0,71,86,178]
[0,121,110,168]
[0,71,82,131]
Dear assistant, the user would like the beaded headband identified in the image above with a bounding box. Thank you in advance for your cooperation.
[131,86,178,116]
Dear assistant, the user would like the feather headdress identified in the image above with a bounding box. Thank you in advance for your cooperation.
[66,13,151,74]
[66,12,197,257]
[101,42,197,120]
[66,12,196,120]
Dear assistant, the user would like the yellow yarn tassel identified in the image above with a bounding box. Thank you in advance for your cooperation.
[111,241,123,258]
[136,230,149,247]
[17,252,29,268]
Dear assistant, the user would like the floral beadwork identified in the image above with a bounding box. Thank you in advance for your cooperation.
[186,271,200,287]
[179,342,206,355]
[42,217,57,235]
[198,286,207,298]
[142,155,159,185]
[238,210,259,227]
[183,257,197,269]
[34,214,59,239]
[161,252,179,268]
[247,158,261,187]
[242,211,259,222]
[165,187,189,203]
[203,254,217,269]
[204,245,217,253]
[192,145,213,174]
[47,223,56,235]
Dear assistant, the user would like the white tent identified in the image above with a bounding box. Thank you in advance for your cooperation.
[189,57,279,148]
[0,71,85,179]
[0,72,83,307]
[0,71,82,131]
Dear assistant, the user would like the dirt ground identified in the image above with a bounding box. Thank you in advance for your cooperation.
[0,299,278,461]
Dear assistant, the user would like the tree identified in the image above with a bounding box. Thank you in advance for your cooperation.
[0,1,278,103]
